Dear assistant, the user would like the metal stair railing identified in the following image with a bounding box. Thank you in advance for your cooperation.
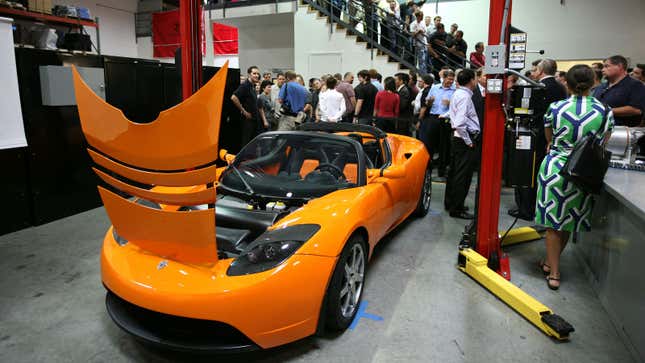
[303,0,422,74]
[205,0,473,76]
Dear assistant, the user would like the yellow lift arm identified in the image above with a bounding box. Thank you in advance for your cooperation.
[458,248,574,340]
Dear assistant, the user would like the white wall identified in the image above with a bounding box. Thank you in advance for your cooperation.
[219,13,294,74]
[294,5,400,82]
[53,0,138,58]
[421,0,645,69]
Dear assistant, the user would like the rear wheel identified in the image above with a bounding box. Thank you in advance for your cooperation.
[414,165,432,217]
[324,235,367,331]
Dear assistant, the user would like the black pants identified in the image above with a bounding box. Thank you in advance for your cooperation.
[427,115,451,176]
[375,117,395,133]
[512,140,546,218]
[241,117,259,148]
[376,117,411,136]
[445,137,478,213]
[417,117,432,154]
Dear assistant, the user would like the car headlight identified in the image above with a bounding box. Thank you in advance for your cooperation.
[227,224,320,276]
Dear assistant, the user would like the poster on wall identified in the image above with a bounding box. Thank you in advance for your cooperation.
[0,18,27,150]
[509,31,527,70]
[152,10,205,58]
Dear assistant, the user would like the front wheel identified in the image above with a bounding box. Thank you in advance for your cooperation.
[414,165,432,217]
[324,235,367,331]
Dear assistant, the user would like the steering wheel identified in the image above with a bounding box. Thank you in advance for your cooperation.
[314,163,345,180]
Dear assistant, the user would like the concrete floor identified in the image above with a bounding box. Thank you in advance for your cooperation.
[0,183,636,363]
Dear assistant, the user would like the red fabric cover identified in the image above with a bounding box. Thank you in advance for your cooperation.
[152,9,206,58]
[212,22,238,55]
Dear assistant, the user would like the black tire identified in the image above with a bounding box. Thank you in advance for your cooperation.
[324,234,368,331]
[414,165,432,217]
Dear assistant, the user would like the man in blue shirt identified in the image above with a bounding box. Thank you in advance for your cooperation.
[593,55,645,127]
[369,69,384,91]
[425,70,455,178]
[277,70,308,130]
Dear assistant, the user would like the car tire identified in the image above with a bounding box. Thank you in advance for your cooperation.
[414,164,432,217]
[324,234,367,331]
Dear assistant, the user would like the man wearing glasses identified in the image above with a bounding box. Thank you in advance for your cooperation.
[593,55,645,127]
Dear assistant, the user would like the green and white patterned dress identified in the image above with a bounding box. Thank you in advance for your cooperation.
[535,96,614,232]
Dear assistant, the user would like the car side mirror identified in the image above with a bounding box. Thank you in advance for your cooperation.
[367,165,406,179]
[219,149,235,165]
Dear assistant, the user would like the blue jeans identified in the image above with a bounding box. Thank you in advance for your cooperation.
[416,46,428,75]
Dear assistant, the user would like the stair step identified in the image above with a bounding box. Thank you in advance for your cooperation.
[302,3,414,75]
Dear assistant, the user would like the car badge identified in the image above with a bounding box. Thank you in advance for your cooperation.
[157,260,168,270]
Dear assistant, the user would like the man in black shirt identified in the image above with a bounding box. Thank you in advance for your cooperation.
[353,69,379,125]
[428,23,448,72]
[593,55,645,127]
[395,73,412,135]
[447,30,467,68]
[231,66,261,148]
[416,74,434,152]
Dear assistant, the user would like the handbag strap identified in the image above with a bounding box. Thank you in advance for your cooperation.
[596,103,610,145]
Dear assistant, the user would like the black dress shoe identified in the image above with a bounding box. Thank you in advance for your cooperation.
[450,211,474,220]
[508,209,534,221]
[517,213,534,221]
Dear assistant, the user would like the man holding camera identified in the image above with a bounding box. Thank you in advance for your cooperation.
[276,70,308,131]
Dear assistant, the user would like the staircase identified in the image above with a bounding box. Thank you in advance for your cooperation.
[298,0,468,77]
[294,1,406,80]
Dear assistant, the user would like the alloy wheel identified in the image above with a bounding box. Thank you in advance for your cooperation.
[339,244,365,318]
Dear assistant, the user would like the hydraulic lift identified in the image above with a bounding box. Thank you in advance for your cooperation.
[456,0,574,340]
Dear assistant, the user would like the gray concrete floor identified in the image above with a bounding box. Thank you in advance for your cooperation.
[0,182,636,363]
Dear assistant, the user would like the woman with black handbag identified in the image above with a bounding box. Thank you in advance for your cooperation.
[535,64,614,290]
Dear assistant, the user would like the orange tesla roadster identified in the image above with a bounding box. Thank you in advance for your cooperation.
[72,64,430,352]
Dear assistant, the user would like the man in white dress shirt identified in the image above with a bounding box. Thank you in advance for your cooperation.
[317,77,346,122]
[444,68,480,219]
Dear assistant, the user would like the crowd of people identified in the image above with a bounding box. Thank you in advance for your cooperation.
[230,52,645,291]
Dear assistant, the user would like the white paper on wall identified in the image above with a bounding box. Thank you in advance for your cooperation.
[0,17,27,150]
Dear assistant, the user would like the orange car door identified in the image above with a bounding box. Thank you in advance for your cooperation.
[383,137,410,224]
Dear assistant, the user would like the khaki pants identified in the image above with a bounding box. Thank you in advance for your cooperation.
[277,112,305,131]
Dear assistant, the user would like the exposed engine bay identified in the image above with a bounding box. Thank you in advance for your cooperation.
[181,194,301,258]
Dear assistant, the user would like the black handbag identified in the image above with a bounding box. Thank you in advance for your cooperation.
[559,105,611,194]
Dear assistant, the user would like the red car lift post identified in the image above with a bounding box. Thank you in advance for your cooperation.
[457,0,574,340]
[180,0,203,99]
[475,0,512,279]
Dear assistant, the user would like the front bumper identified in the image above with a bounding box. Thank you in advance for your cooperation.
[106,290,259,352]
[101,228,337,349]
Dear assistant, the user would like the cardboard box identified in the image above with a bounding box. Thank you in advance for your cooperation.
[28,0,39,12]
[42,0,52,14]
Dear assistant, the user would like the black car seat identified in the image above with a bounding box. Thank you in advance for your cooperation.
[363,140,382,168]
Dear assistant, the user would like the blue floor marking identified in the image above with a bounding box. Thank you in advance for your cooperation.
[349,301,383,330]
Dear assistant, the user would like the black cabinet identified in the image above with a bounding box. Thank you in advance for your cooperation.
[13,49,102,227]
[1,48,240,235]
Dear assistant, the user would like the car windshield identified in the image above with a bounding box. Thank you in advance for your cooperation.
[219,133,362,200]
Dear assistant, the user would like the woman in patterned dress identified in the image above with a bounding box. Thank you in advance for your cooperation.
[535,65,614,290]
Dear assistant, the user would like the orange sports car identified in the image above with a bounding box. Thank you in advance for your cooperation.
[72,64,431,352]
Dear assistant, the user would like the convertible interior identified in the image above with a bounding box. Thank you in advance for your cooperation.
[218,132,385,200]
